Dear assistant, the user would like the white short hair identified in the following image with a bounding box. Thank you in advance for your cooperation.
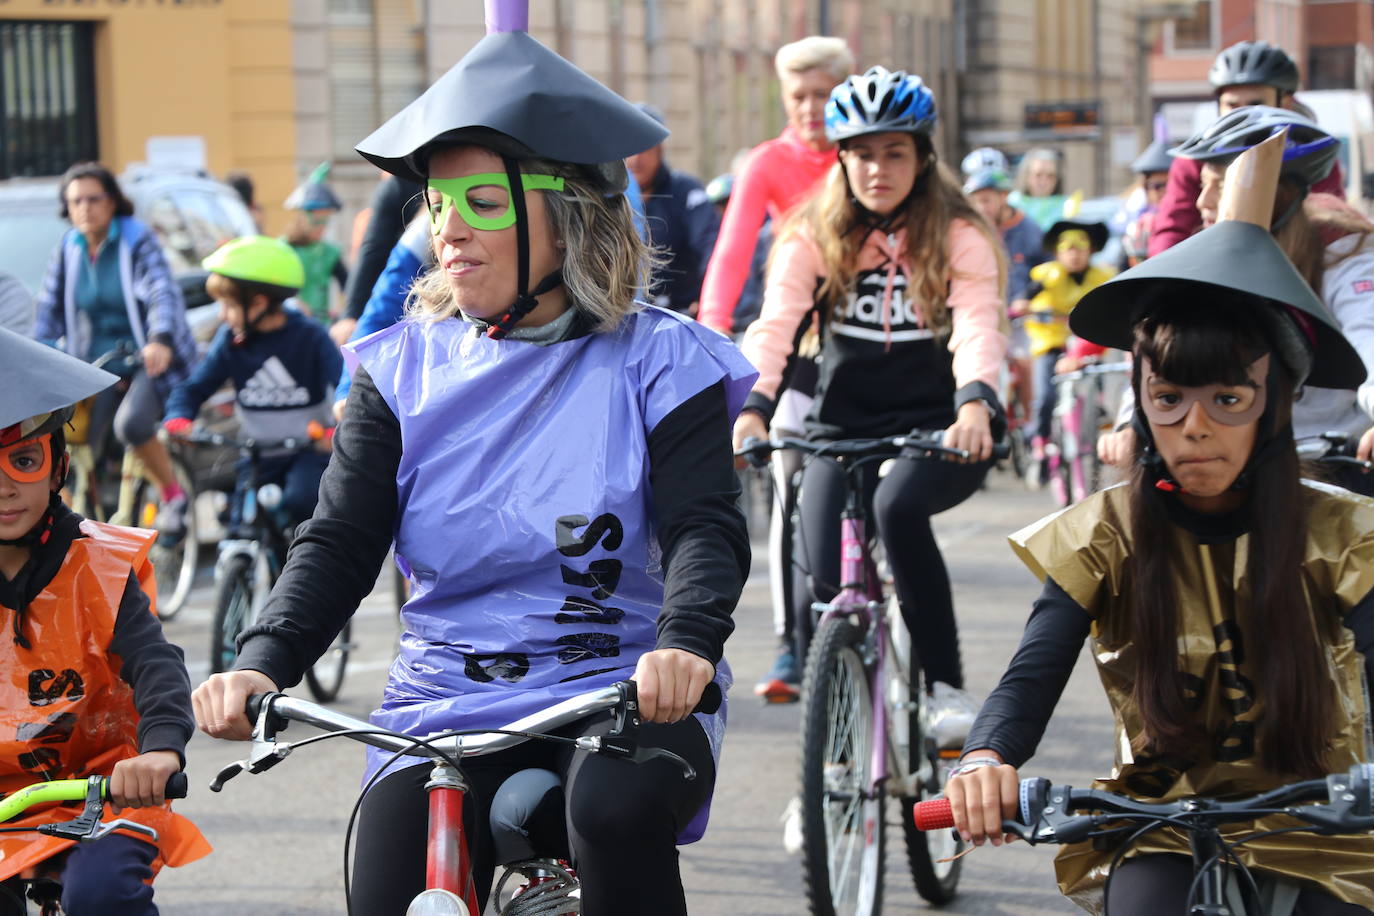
[774,36,854,82]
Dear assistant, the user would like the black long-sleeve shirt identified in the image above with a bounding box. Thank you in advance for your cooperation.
[0,504,194,764]
[235,364,750,689]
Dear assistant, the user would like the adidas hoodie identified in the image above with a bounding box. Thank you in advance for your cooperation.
[740,218,1006,439]
[165,309,342,442]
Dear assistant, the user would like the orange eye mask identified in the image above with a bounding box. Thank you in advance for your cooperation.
[0,434,53,484]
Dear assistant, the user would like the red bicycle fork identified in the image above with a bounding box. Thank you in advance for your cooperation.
[425,762,480,915]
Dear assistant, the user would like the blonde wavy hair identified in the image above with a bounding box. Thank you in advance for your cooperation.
[781,133,1005,336]
[407,154,657,332]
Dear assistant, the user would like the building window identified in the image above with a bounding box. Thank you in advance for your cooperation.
[1170,0,1215,53]
[1310,46,1357,91]
[0,21,97,179]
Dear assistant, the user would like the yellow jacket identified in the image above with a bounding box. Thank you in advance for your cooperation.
[1025,261,1115,358]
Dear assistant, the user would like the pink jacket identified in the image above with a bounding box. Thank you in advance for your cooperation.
[741,218,1006,402]
[697,127,836,332]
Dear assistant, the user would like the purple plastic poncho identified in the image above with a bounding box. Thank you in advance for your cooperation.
[345,305,756,842]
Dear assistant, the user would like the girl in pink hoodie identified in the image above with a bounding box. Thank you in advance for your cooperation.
[733,67,1007,730]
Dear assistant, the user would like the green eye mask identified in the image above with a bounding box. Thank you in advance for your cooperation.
[426,172,566,232]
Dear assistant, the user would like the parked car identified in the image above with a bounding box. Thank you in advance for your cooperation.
[0,167,256,304]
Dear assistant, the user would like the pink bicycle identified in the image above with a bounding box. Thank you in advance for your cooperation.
[737,431,1006,916]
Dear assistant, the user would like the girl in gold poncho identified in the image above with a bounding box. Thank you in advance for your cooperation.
[943,137,1374,915]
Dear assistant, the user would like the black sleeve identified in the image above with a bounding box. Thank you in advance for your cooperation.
[962,577,1090,766]
[109,573,194,766]
[234,367,401,687]
[345,178,420,319]
[1343,588,1374,688]
[648,381,750,666]
[332,255,349,289]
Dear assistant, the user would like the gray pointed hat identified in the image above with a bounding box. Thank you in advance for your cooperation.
[0,328,117,435]
[1069,220,1365,389]
[354,30,666,189]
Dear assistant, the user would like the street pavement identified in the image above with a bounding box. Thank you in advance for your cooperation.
[153,468,1115,914]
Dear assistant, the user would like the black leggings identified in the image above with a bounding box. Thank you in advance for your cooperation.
[1106,854,1371,915]
[349,713,714,916]
[792,448,991,688]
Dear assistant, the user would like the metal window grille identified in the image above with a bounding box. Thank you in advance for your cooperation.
[0,20,97,180]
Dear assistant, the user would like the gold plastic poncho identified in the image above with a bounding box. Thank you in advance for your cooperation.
[1009,482,1374,912]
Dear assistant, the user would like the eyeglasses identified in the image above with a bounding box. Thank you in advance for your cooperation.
[427,172,566,233]
[65,193,109,209]
[304,211,332,227]
[0,433,53,484]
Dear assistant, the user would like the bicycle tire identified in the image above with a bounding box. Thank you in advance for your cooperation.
[209,555,254,675]
[139,459,199,621]
[799,617,884,916]
[304,619,352,702]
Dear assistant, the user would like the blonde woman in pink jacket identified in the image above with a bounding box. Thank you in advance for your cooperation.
[732,67,1007,733]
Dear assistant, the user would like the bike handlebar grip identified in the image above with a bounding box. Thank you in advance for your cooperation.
[912,798,954,831]
[165,772,189,800]
[693,682,723,715]
[244,692,274,723]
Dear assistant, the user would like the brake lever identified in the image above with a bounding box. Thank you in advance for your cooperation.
[210,694,294,792]
[585,735,698,780]
[36,776,158,843]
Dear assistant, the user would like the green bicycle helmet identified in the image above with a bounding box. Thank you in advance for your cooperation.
[202,236,306,297]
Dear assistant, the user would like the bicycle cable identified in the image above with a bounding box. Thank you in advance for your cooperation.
[492,859,581,915]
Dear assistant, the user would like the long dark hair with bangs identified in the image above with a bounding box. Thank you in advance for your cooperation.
[1127,299,1334,779]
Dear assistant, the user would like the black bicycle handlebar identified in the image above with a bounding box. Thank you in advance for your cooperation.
[182,430,318,453]
[735,431,1010,467]
[913,763,1374,844]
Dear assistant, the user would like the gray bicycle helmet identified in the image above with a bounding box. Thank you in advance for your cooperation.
[1208,40,1299,94]
[824,66,937,144]
[1170,106,1339,188]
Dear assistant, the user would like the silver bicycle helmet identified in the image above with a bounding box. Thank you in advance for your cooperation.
[1170,106,1338,188]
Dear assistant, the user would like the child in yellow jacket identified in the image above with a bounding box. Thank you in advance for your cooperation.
[1021,220,1115,483]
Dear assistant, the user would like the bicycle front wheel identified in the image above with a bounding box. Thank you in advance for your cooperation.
[209,555,254,674]
[304,620,351,702]
[800,617,883,916]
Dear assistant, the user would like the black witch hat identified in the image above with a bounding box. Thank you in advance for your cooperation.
[1044,219,1109,253]
[1070,219,1363,389]
[0,328,118,436]
[355,28,665,191]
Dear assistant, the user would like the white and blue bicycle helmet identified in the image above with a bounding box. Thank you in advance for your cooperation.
[824,66,937,144]
[961,147,1009,177]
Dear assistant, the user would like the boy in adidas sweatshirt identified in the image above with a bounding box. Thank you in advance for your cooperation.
[163,237,341,527]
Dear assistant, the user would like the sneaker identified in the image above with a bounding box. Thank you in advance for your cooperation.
[754,645,801,703]
[924,681,980,750]
[155,492,189,546]
[780,795,803,854]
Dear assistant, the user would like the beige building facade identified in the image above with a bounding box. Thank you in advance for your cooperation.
[958,0,1156,199]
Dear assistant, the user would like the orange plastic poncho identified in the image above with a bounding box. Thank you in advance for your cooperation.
[0,520,210,881]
